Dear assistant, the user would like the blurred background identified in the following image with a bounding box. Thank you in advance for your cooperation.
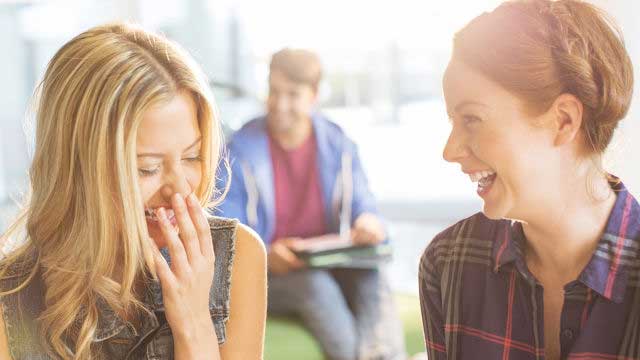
[0,0,638,357]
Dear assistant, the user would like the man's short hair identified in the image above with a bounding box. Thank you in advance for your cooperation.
[269,48,322,90]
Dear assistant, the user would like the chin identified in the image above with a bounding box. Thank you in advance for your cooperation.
[268,117,292,132]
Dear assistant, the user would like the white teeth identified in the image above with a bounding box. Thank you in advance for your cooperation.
[144,208,175,221]
[468,170,496,183]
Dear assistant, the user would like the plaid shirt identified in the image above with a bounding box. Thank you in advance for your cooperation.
[419,180,640,359]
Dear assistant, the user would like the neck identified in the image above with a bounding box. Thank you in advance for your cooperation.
[521,172,615,284]
[269,116,313,150]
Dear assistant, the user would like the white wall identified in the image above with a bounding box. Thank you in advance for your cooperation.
[595,1,640,194]
[0,6,30,203]
[0,140,5,204]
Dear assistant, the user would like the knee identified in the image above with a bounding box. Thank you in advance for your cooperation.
[322,330,358,360]
[279,269,336,295]
[269,269,343,310]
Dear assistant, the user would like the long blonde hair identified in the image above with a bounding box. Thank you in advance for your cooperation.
[0,23,224,359]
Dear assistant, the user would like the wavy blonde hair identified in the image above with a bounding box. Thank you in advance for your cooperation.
[0,23,225,359]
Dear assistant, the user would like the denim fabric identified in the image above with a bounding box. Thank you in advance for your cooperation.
[216,113,380,246]
[268,267,406,360]
[0,216,237,360]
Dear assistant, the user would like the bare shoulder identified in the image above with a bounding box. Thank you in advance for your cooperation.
[220,223,267,357]
[234,223,266,265]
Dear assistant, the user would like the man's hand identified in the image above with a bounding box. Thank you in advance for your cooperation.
[351,213,386,245]
[267,238,306,275]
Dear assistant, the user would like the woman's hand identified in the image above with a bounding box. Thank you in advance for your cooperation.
[152,192,220,360]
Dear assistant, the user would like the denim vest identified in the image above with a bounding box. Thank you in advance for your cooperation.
[0,216,237,359]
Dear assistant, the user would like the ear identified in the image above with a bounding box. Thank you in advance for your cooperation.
[550,93,584,147]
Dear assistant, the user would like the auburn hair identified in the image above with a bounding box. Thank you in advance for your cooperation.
[453,0,634,154]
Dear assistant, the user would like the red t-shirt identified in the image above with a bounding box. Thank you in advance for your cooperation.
[269,132,327,243]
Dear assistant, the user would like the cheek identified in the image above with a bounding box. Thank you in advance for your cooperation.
[467,130,502,160]
[471,127,528,165]
[493,141,540,196]
[266,97,276,109]
[138,176,162,204]
[186,164,203,192]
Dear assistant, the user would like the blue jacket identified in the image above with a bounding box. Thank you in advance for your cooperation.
[215,113,379,245]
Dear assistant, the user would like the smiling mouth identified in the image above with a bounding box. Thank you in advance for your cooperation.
[468,170,497,196]
[144,208,177,226]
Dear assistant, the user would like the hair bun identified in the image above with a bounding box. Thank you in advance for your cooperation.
[454,0,634,154]
[545,0,634,152]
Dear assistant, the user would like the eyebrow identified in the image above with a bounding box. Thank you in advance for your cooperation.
[447,100,488,118]
[137,137,202,158]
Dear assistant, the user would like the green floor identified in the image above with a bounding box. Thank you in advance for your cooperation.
[264,294,424,359]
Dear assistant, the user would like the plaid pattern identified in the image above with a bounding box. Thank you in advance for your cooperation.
[419,180,640,359]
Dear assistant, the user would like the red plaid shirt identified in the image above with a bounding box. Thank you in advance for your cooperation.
[419,180,640,359]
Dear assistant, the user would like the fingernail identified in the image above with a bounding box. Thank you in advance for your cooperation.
[157,207,167,222]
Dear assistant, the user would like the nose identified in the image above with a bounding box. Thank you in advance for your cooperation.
[272,94,290,114]
[160,166,193,202]
[442,126,470,163]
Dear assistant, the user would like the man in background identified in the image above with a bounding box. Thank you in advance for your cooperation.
[217,48,405,360]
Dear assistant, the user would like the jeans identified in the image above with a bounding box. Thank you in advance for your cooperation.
[268,267,406,360]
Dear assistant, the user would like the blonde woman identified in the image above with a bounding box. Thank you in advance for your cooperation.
[0,23,266,359]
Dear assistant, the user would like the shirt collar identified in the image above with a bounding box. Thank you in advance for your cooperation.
[578,179,639,303]
[492,177,640,303]
[491,220,525,273]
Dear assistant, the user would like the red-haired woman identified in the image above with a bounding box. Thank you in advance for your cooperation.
[419,1,637,359]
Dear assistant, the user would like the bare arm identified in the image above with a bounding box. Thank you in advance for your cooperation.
[219,223,267,359]
[0,306,13,360]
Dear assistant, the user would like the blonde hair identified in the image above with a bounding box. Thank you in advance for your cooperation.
[0,23,224,359]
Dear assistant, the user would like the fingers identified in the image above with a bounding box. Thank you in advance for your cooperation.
[353,213,386,244]
[351,228,377,245]
[185,193,214,260]
[151,240,177,291]
[157,207,190,277]
[281,237,302,248]
[277,243,305,269]
[164,191,215,271]
[266,245,285,274]
[268,242,305,275]
[267,256,287,275]
[350,228,366,244]
[171,193,201,263]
